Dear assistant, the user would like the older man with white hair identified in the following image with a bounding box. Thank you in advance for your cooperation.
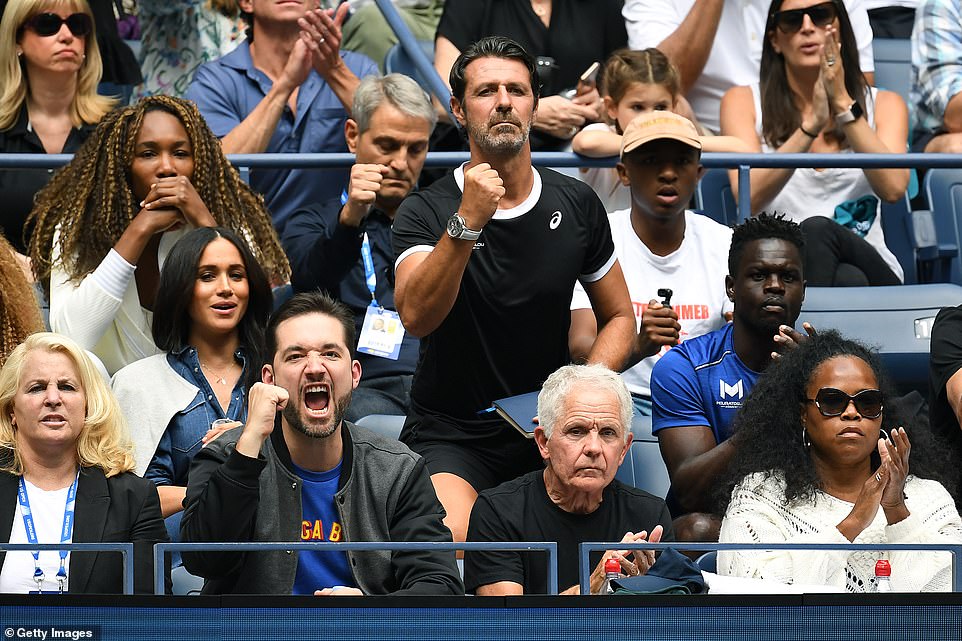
[463,364,674,595]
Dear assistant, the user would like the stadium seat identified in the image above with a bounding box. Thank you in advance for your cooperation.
[878,195,957,284]
[798,284,962,394]
[615,440,670,499]
[695,168,739,226]
[354,413,406,440]
[631,411,656,443]
[383,40,437,93]
[923,168,962,284]
[872,38,912,105]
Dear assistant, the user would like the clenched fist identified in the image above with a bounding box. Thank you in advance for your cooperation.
[341,163,389,226]
[460,162,505,229]
[234,382,289,459]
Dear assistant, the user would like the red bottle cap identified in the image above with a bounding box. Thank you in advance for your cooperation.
[604,558,621,574]
[875,559,891,577]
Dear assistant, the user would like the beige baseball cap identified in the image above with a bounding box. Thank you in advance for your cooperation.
[620,111,702,158]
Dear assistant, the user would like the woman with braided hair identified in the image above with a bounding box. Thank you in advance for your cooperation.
[28,94,289,375]
[0,234,43,364]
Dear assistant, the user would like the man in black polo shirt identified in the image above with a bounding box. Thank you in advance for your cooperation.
[391,36,635,545]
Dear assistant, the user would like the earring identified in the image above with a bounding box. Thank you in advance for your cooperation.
[801,428,811,448]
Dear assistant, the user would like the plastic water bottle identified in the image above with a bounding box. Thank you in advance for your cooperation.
[596,558,623,595]
[875,559,892,592]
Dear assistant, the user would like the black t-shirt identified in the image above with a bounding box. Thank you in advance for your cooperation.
[929,306,962,488]
[392,165,616,436]
[0,107,95,254]
[464,470,675,594]
[436,0,627,150]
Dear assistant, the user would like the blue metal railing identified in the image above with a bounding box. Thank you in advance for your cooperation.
[4,151,962,223]
[372,0,454,121]
[153,541,557,595]
[0,542,135,594]
[578,541,962,595]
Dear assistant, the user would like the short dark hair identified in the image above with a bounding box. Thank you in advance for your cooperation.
[152,227,272,389]
[449,36,541,104]
[265,292,357,363]
[728,212,805,276]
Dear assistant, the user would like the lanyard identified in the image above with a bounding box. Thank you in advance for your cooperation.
[342,188,380,308]
[17,472,79,594]
[360,232,380,309]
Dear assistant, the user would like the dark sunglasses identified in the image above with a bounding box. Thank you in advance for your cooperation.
[22,12,92,38]
[806,387,883,419]
[773,2,838,34]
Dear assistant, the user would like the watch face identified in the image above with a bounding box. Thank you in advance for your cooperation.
[851,101,864,120]
[447,215,464,237]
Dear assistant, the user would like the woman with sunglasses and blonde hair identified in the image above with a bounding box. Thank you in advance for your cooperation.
[716,331,962,592]
[0,0,113,271]
[721,0,909,287]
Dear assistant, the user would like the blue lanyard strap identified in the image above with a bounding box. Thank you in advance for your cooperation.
[17,471,79,594]
[342,188,380,309]
[360,232,379,309]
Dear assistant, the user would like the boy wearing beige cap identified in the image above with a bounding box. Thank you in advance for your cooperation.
[571,111,733,416]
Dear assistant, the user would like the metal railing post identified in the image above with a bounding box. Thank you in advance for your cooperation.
[579,541,962,595]
[154,541,558,595]
[0,542,134,594]
[373,0,454,121]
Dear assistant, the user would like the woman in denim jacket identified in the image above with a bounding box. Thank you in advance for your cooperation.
[111,227,272,520]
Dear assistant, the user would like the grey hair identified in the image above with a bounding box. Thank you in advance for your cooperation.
[537,364,632,443]
[352,73,437,134]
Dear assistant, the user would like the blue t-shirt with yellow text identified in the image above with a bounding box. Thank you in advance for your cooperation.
[291,460,355,595]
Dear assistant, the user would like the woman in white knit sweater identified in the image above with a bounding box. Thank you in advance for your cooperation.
[717,331,962,592]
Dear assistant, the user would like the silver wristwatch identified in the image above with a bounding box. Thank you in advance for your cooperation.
[835,101,864,126]
[446,213,482,241]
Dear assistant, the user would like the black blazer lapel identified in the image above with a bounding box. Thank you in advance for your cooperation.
[0,473,19,571]
[68,467,109,593]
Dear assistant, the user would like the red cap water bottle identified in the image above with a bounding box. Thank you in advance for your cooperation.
[596,558,623,595]
[875,559,892,592]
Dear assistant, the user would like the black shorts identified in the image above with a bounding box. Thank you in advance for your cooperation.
[401,410,543,492]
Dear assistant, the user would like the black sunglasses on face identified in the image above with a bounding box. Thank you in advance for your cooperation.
[806,387,883,419]
[22,12,92,38]
[773,1,838,34]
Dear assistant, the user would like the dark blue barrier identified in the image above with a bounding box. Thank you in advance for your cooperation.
[0,542,135,594]
[152,541,557,595]
[578,541,962,595]
[4,150,961,228]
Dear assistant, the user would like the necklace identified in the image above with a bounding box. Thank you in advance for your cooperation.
[200,360,237,386]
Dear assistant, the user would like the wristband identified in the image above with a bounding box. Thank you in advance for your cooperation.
[800,124,819,139]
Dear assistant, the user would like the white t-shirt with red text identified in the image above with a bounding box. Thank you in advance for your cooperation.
[571,208,733,397]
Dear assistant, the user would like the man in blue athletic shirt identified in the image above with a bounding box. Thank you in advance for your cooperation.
[181,292,463,595]
[649,213,811,542]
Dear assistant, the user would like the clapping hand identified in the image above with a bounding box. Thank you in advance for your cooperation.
[299,2,349,78]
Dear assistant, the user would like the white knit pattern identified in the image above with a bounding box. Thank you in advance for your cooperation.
[718,473,962,592]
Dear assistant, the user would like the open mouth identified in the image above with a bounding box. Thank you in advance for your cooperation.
[655,186,679,206]
[304,383,330,414]
[40,414,67,427]
[212,301,237,314]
